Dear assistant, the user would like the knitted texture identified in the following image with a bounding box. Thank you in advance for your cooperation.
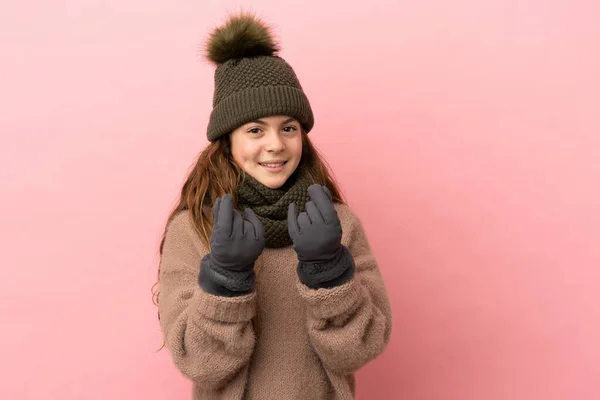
[198,254,255,296]
[213,56,300,105]
[158,204,393,399]
[207,55,314,141]
[236,167,313,248]
[297,245,356,289]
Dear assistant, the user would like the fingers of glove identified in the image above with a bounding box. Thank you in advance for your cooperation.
[297,211,312,231]
[307,184,337,224]
[305,201,323,224]
[244,208,264,240]
[232,208,244,237]
[212,197,221,225]
[322,186,333,201]
[216,194,234,236]
[287,203,300,234]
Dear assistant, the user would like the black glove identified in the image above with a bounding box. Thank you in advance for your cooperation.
[199,194,265,296]
[287,184,355,288]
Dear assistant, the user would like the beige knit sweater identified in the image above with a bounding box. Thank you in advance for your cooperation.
[158,203,392,399]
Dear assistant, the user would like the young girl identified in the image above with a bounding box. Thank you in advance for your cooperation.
[155,12,392,399]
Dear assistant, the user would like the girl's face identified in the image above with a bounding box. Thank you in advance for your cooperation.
[230,115,303,189]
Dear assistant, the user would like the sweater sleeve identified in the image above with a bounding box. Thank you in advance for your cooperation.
[158,211,257,390]
[296,205,392,374]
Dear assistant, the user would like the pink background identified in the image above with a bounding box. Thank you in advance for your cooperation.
[1,1,599,399]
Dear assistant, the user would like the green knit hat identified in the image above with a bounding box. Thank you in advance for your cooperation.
[204,13,314,142]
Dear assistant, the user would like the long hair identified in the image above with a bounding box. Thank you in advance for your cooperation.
[151,130,346,329]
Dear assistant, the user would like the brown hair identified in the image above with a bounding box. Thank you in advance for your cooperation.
[151,130,345,312]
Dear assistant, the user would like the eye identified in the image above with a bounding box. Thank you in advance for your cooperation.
[248,127,262,134]
[283,125,298,133]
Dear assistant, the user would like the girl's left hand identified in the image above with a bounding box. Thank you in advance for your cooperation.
[287,184,342,263]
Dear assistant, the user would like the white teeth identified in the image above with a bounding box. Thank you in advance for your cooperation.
[261,163,284,168]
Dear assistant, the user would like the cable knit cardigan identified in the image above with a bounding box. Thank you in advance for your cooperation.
[158,203,392,399]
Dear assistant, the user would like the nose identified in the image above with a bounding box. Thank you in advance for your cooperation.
[265,131,285,152]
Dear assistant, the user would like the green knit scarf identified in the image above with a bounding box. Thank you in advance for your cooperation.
[236,167,314,248]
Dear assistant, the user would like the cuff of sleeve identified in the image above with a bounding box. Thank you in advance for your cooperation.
[297,245,355,289]
[296,277,361,319]
[198,254,255,297]
[191,287,257,323]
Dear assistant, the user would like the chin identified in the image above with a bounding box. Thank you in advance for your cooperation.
[259,175,289,189]
[251,168,293,189]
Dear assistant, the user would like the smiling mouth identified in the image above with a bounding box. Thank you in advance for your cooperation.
[258,161,287,173]
[259,161,287,168]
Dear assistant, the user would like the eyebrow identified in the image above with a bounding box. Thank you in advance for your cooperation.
[247,117,298,126]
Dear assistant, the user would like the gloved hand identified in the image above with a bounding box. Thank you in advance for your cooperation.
[199,194,264,297]
[287,184,343,263]
[288,184,354,289]
[209,193,265,270]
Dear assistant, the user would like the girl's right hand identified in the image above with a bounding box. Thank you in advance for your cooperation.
[209,194,265,270]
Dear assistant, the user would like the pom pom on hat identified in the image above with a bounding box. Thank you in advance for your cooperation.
[205,12,281,65]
